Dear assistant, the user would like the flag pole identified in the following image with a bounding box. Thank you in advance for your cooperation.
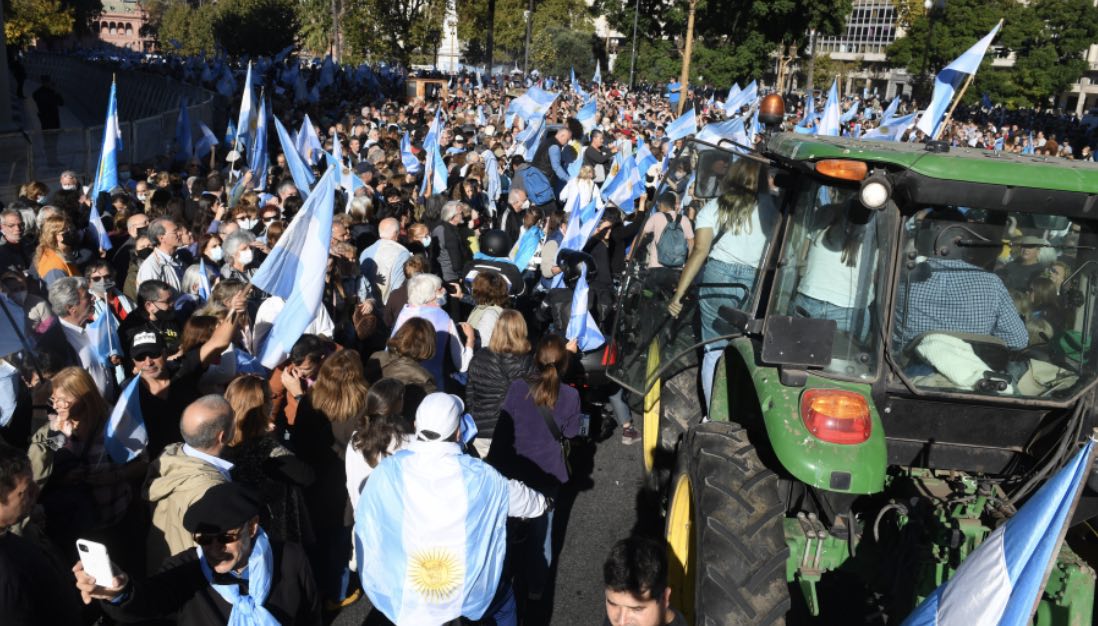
[934,71,975,141]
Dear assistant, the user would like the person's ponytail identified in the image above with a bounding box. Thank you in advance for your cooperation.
[530,335,569,408]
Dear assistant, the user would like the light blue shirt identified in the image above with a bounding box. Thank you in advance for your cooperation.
[0,361,17,428]
[182,443,235,480]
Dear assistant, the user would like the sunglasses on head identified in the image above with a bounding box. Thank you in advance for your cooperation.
[192,527,245,546]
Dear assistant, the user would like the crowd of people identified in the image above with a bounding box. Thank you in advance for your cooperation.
[0,58,720,626]
[1,46,1097,625]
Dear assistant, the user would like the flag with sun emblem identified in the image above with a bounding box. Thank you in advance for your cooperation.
[354,441,513,623]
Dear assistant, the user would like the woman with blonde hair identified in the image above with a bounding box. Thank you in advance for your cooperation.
[29,367,145,553]
[291,349,369,607]
[223,374,314,544]
[34,214,80,285]
[466,309,533,457]
[668,157,780,410]
[559,164,602,211]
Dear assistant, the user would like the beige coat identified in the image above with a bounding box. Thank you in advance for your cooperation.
[143,443,227,559]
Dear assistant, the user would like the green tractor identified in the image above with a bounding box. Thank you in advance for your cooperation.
[609,111,1098,624]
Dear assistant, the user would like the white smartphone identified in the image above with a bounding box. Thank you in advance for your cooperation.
[76,539,114,585]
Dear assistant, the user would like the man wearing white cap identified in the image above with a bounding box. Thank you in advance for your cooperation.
[354,392,548,626]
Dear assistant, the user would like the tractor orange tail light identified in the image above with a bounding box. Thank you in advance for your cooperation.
[800,389,871,445]
[814,159,868,181]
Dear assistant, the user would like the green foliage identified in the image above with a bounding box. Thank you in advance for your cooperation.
[156,1,215,56]
[343,0,447,66]
[597,0,851,88]
[529,26,598,77]
[214,0,299,57]
[886,0,1098,107]
[296,0,333,58]
[4,0,74,47]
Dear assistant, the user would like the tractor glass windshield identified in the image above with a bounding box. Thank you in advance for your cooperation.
[891,208,1098,400]
[769,183,894,380]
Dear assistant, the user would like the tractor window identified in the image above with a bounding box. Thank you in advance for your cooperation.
[891,207,1098,401]
[770,182,893,380]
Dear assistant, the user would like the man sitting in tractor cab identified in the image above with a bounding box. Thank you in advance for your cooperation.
[892,209,1028,389]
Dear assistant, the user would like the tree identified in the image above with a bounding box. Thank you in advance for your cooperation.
[296,0,334,58]
[597,0,852,88]
[343,0,447,66]
[458,0,591,70]
[213,0,298,57]
[156,1,216,56]
[4,0,73,47]
[886,0,1098,108]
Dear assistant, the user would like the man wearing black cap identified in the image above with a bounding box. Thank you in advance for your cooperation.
[75,481,321,625]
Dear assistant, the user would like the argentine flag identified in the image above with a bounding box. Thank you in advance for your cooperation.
[174,97,192,163]
[862,113,917,142]
[401,132,422,174]
[295,113,323,165]
[724,80,757,114]
[565,265,605,351]
[274,116,314,195]
[256,168,337,368]
[592,63,601,84]
[197,258,213,301]
[105,376,147,464]
[194,121,220,159]
[697,118,748,151]
[903,439,1095,626]
[665,108,697,143]
[551,199,605,288]
[915,20,1003,140]
[881,96,900,125]
[576,97,598,134]
[602,156,642,212]
[248,94,269,191]
[355,442,514,624]
[816,80,842,137]
[235,61,256,152]
[88,302,121,362]
[88,80,122,252]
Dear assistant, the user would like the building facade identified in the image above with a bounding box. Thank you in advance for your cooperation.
[92,0,154,53]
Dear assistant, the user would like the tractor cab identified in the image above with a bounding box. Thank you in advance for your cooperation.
[608,127,1098,624]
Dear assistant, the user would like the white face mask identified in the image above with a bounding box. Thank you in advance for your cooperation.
[237,247,254,266]
[62,184,76,191]
[436,292,447,307]
[208,246,224,262]
[137,193,147,202]
[238,218,258,230]
[421,236,432,249]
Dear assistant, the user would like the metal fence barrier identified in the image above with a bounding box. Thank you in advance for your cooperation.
[2,52,220,201]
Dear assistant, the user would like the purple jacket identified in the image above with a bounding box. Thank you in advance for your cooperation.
[500,379,581,485]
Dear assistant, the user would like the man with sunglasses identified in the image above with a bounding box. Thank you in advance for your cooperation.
[76,481,321,625]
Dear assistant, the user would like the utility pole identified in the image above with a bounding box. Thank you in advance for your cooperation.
[628,0,639,88]
[523,0,534,77]
[486,0,496,76]
[676,0,696,115]
[331,0,341,63]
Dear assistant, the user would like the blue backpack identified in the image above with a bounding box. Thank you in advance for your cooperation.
[520,167,556,206]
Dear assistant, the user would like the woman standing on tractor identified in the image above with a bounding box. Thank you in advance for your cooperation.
[667,158,780,411]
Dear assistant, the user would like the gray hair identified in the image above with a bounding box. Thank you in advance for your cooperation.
[35,206,60,232]
[507,188,527,206]
[276,179,297,197]
[181,395,234,450]
[407,272,443,306]
[222,230,256,260]
[147,217,175,247]
[440,200,465,223]
[181,264,207,296]
[48,276,87,314]
[349,195,373,223]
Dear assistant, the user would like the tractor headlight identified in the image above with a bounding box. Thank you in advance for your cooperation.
[859,174,891,210]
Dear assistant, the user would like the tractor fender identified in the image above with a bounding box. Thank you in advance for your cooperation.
[724,338,888,495]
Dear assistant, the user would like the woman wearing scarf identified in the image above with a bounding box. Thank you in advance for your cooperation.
[74,481,321,625]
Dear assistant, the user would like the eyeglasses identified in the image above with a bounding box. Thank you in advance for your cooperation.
[49,396,74,408]
[192,528,245,546]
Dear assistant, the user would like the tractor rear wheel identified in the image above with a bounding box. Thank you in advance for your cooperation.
[666,422,791,625]
[642,337,702,477]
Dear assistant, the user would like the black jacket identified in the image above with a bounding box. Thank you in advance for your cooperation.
[0,530,84,625]
[104,541,321,626]
[466,350,533,439]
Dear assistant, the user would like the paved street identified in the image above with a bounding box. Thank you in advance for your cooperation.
[335,406,655,625]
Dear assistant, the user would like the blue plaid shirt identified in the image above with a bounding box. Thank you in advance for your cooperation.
[893,258,1028,350]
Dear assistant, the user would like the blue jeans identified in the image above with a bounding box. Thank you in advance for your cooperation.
[698,259,757,409]
[792,293,870,342]
[608,387,631,426]
[475,578,517,625]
